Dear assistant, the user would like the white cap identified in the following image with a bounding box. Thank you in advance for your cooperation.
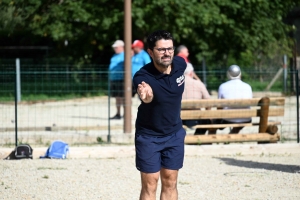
[184,63,194,74]
[227,65,241,80]
[112,40,124,48]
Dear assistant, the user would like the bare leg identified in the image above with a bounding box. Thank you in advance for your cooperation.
[140,171,160,200]
[230,127,243,134]
[160,168,178,200]
[208,128,217,134]
[115,97,124,115]
[208,119,218,134]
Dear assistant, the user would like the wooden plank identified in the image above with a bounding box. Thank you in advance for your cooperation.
[185,123,253,129]
[181,97,285,109]
[182,121,281,129]
[181,107,284,120]
[184,133,280,144]
[252,121,281,126]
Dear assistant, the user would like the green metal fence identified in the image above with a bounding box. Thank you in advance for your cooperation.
[0,63,299,146]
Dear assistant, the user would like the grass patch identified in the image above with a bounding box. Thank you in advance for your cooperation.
[179,181,190,185]
[42,175,49,179]
[247,80,283,92]
[38,167,67,170]
[235,152,243,156]
[96,137,104,143]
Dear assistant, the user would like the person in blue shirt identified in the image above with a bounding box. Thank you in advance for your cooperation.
[131,40,151,77]
[133,30,186,200]
[131,40,151,97]
[109,40,124,120]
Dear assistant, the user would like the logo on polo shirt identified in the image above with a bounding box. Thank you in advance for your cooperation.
[176,74,185,86]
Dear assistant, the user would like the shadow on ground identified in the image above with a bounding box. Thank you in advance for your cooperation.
[217,157,300,174]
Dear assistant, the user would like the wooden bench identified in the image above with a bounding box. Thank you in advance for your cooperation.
[181,97,285,144]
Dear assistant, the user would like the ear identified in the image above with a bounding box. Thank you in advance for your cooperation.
[147,48,154,58]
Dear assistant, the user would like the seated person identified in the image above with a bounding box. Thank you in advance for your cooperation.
[212,65,253,134]
[182,63,211,135]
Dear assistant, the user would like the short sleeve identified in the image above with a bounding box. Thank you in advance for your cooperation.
[133,72,150,91]
[199,81,210,99]
[217,84,223,99]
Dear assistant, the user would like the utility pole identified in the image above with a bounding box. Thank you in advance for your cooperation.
[124,0,132,133]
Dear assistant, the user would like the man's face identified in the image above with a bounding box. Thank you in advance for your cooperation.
[132,46,141,54]
[113,46,124,54]
[181,47,189,58]
[148,39,174,68]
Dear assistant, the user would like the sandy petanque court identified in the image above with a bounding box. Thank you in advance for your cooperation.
[0,144,300,199]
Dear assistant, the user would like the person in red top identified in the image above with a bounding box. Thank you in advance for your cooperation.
[176,45,200,80]
[176,45,189,63]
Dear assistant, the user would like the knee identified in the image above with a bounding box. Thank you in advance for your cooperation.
[162,178,177,190]
[142,178,159,192]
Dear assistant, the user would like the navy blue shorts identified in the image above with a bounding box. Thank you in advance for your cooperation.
[135,128,186,173]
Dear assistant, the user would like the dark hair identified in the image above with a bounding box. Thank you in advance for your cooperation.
[146,30,174,50]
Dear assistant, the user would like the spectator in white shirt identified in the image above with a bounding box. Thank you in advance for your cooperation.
[213,65,253,134]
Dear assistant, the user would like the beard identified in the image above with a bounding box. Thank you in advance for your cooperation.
[153,55,173,68]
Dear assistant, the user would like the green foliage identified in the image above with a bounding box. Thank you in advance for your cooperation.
[133,0,297,67]
[0,0,297,68]
[0,5,24,33]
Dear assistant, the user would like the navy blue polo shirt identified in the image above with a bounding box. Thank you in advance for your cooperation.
[133,56,187,136]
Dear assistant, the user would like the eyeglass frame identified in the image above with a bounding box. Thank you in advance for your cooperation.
[152,46,175,54]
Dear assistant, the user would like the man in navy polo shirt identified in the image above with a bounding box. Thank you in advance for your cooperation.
[133,30,186,200]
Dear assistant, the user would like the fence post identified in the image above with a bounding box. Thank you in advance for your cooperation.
[15,58,20,147]
[296,70,299,143]
[107,74,111,143]
[202,58,207,87]
[16,58,21,102]
[283,55,287,94]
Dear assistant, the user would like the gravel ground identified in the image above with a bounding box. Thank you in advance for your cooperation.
[1,145,300,200]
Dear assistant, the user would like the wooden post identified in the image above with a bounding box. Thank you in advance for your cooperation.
[266,125,278,135]
[123,0,132,133]
[258,97,270,133]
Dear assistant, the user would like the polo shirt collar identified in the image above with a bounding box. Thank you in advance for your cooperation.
[150,60,179,79]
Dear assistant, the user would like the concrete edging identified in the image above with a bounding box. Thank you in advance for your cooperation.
[0,143,299,159]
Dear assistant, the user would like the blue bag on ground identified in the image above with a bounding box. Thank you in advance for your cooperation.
[40,140,69,159]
